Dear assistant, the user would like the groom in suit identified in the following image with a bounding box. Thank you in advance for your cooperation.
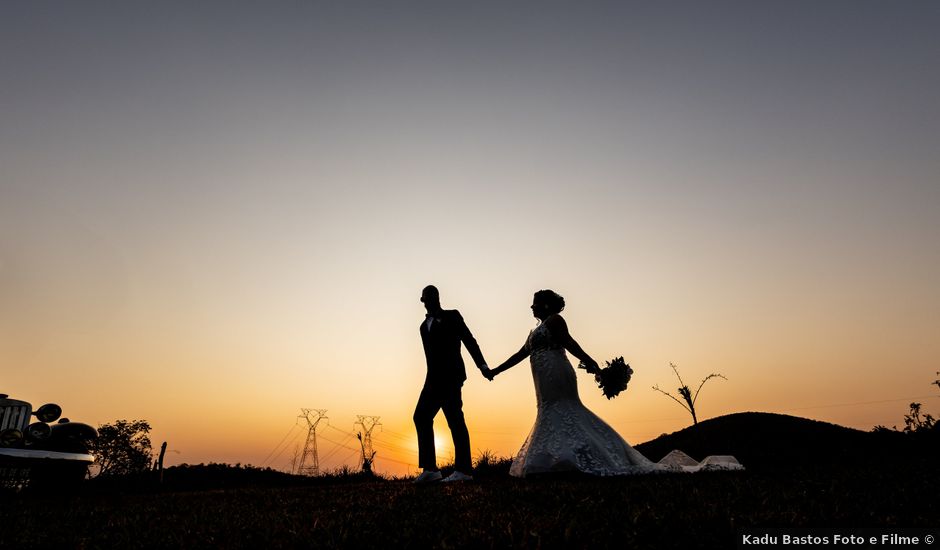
[413,285,490,483]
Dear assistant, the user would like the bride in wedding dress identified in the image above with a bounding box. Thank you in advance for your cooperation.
[486,290,742,477]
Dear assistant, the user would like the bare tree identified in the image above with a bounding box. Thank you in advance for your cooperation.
[652,363,726,425]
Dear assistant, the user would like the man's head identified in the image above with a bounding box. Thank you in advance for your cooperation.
[421,285,441,313]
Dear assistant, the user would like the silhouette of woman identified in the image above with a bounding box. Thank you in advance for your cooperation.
[487,290,742,476]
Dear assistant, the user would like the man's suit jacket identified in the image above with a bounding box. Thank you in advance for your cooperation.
[420,309,485,386]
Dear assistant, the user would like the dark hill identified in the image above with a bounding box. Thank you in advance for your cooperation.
[635,412,931,472]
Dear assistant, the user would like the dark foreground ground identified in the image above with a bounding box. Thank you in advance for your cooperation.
[3,413,937,549]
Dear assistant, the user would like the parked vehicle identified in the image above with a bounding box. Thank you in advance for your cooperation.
[0,393,97,490]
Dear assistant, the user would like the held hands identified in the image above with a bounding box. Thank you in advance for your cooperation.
[480,365,496,381]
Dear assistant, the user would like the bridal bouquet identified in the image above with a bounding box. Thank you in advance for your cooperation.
[579,357,633,399]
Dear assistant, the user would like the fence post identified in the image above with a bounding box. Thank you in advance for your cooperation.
[157,441,167,484]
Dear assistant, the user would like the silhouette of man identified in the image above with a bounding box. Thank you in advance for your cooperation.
[413,285,489,483]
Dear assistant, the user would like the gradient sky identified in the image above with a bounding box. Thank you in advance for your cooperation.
[2,2,939,476]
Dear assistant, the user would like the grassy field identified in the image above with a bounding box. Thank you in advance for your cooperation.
[2,413,937,549]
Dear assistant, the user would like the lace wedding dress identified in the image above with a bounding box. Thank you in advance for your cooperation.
[509,322,743,477]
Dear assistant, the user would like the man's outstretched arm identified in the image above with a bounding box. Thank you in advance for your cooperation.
[456,311,488,370]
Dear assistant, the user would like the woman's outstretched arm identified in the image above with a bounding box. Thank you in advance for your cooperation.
[544,315,600,373]
[487,343,530,379]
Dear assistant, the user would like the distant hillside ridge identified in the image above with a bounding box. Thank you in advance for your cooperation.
[634,411,930,472]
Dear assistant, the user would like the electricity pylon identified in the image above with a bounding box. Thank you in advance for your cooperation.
[289,444,300,475]
[354,415,381,474]
[297,409,328,476]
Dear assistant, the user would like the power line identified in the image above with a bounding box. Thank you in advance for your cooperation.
[328,424,415,455]
[322,418,420,472]
[338,448,362,467]
[260,421,301,467]
[318,433,360,453]
[374,454,416,467]
[317,434,356,463]
[331,424,408,447]
[609,394,940,426]
[317,447,362,473]
[327,424,359,437]
[324,426,418,468]
[375,428,416,442]
[370,438,413,454]
[268,427,306,471]
[777,394,939,412]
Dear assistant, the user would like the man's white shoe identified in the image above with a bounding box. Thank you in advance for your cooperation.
[442,471,474,483]
[413,470,443,484]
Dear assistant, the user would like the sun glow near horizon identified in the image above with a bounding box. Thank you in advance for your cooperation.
[2,2,939,477]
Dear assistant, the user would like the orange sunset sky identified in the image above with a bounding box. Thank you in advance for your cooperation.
[2,2,939,476]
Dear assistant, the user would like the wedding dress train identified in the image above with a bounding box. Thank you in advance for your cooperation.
[509,322,743,477]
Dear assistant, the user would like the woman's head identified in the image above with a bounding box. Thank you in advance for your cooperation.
[531,289,565,318]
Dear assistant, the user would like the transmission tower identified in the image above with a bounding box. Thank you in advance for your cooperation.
[289,443,300,475]
[354,415,382,473]
[297,409,328,476]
